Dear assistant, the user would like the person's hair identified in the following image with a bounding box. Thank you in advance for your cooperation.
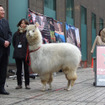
[99,29,103,36]
[0,5,3,7]
[17,19,29,27]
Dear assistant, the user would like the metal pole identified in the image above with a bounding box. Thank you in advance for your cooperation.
[93,57,96,86]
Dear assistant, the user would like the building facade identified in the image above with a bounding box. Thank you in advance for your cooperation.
[1,0,105,67]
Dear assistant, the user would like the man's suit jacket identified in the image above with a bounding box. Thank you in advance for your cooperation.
[0,18,12,56]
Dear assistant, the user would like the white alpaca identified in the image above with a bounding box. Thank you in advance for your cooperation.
[26,25,81,91]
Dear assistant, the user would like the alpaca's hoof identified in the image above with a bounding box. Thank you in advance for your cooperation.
[41,88,46,92]
[66,88,71,91]
[64,87,71,91]
[41,89,45,92]
[64,88,70,91]
[48,88,52,90]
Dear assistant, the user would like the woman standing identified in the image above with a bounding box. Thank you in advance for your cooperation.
[12,19,30,89]
[91,29,105,53]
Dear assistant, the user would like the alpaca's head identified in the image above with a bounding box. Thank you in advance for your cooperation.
[26,25,42,46]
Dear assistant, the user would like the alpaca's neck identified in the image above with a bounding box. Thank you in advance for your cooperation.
[29,41,42,51]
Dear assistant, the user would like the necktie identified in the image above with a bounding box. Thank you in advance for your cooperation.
[0,19,2,30]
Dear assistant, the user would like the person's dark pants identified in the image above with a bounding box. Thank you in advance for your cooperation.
[15,58,30,86]
[0,53,8,91]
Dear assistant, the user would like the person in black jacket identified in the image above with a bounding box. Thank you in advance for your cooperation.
[12,19,30,89]
[0,5,12,95]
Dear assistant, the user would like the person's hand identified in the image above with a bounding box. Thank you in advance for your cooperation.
[91,50,93,54]
[4,41,10,47]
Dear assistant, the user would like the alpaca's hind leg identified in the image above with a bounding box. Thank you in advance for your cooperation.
[64,75,72,91]
[63,67,77,91]
[65,73,77,91]
[48,73,53,90]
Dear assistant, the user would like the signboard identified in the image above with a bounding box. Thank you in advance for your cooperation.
[96,46,105,86]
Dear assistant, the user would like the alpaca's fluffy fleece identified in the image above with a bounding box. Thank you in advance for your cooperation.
[26,25,81,91]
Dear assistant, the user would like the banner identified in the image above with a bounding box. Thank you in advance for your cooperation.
[75,28,81,49]
[66,23,81,49]
[54,21,65,43]
[28,9,81,45]
[47,17,56,42]
[28,10,50,43]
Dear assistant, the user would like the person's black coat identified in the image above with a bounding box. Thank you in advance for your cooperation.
[0,18,12,56]
[12,31,28,59]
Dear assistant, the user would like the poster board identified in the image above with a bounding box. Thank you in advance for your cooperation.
[65,23,81,50]
[96,46,105,86]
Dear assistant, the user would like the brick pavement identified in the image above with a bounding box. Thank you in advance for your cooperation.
[0,68,105,105]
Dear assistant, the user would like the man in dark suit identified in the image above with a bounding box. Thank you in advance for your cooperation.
[0,5,12,95]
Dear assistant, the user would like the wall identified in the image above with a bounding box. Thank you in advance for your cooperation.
[1,0,105,66]
[29,0,44,14]
[74,0,105,65]
[18,0,105,66]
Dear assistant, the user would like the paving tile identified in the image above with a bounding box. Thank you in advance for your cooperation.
[1,68,105,105]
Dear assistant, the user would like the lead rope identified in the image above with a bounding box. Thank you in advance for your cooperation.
[25,45,31,66]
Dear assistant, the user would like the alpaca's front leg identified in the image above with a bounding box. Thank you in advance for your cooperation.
[41,79,47,91]
[48,83,52,90]
[42,84,46,91]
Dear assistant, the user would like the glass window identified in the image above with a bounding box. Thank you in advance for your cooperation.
[92,13,96,29]
[99,18,104,29]
[92,13,96,57]
[80,6,87,61]
[66,0,74,25]
[44,0,56,10]
[66,0,74,18]
[44,0,56,19]
[81,6,87,25]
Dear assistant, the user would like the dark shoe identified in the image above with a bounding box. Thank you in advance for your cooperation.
[25,85,30,89]
[15,85,22,89]
[93,82,96,86]
[0,90,10,95]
